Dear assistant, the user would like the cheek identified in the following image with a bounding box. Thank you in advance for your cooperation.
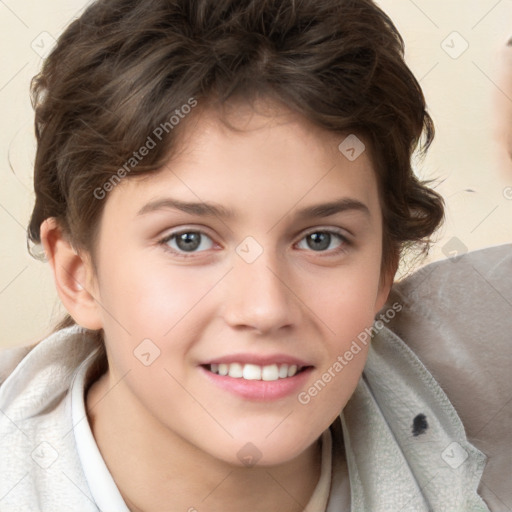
[309,259,381,389]
[317,261,383,343]
[96,252,227,339]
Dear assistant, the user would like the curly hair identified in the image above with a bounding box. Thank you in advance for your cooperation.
[28,0,443,278]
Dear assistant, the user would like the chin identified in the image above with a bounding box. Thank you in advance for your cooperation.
[210,430,319,469]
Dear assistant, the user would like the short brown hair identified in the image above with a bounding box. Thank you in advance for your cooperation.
[28,0,443,275]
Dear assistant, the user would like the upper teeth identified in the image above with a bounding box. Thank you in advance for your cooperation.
[209,363,300,381]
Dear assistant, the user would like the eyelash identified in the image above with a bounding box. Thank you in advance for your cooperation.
[157,227,351,259]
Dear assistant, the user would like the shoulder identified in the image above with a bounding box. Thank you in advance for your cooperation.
[386,244,511,389]
[385,244,512,510]
[0,326,102,510]
[0,344,33,386]
[390,243,511,319]
[387,244,512,355]
[0,326,101,417]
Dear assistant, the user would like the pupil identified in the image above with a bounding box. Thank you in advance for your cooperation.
[177,233,200,251]
[308,232,330,251]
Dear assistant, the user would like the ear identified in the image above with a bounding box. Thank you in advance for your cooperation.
[40,218,103,330]
[374,258,398,313]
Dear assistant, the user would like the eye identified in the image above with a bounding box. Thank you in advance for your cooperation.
[159,230,215,255]
[296,230,348,253]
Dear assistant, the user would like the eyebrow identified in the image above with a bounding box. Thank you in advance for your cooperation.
[137,197,370,219]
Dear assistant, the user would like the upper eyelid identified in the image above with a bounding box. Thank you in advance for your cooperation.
[160,225,348,239]
[299,226,349,237]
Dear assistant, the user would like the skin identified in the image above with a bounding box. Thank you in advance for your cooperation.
[42,99,392,512]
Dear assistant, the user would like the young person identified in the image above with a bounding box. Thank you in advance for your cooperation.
[0,0,500,510]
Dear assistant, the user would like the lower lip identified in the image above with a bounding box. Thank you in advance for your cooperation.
[199,366,313,401]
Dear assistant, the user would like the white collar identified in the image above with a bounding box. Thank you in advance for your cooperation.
[70,349,130,512]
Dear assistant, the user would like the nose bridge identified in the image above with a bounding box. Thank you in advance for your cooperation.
[221,241,299,333]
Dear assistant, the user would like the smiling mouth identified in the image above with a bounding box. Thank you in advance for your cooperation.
[203,363,309,381]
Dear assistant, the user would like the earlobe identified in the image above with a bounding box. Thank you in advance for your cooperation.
[40,218,103,330]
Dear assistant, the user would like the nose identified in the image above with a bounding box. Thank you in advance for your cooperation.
[220,249,301,335]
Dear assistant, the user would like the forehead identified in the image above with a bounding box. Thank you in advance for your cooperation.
[104,100,380,224]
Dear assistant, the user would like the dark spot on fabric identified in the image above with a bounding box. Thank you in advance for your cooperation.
[412,413,428,436]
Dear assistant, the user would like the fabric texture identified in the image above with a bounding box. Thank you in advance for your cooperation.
[340,327,488,512]
[0,329,99,510]
[386,243,512,511]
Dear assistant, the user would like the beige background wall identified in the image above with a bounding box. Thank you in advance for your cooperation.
[1,0,511,348]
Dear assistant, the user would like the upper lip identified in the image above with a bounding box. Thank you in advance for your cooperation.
[201,353,313,367]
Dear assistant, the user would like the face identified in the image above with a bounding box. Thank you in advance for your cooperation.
[86,100,391,467]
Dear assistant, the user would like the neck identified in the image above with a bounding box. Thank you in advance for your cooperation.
[86,370,323,512]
